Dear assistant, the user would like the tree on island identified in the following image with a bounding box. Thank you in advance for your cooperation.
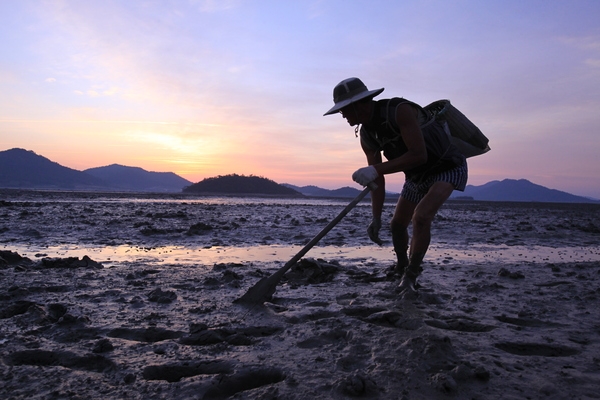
[183,174,302,196]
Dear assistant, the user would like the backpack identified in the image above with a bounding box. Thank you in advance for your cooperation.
[424,100,490,158]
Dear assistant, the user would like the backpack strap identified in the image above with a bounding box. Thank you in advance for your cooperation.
[384,98,434,134]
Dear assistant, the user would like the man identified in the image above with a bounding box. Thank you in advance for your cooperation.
[324,77,468,292]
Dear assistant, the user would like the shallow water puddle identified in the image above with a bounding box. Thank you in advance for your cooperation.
[3,243,600,267]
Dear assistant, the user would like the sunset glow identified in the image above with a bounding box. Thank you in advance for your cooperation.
[1,1,599,198]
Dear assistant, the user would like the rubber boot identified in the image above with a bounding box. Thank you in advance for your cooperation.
[397,266,419,292]
[387,247,408,279]
[397,253,424,293]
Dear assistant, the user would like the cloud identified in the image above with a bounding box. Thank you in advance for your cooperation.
[102,86,119,96]
[190,0,239,13]
[45,77,56,83]
[586,59,600,68]
[559,35,600,51]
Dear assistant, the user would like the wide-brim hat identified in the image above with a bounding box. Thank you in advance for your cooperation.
[323,77,384,116]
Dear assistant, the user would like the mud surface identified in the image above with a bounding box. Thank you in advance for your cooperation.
[1,189,600,399]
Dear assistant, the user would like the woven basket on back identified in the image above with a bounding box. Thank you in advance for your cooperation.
[425,100,490,158]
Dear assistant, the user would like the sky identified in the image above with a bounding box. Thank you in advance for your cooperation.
[1,0,599,199]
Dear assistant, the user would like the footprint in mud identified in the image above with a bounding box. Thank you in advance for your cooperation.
[0,300,77,324]
[335,371,380,397]
[4,349,115,372]
[340,305,424,330]
[363,310,403,326]
[341,305,388,318]
[284,309,339,324]
[179,330,227,346]
[494,342,580,357]
[494,315,565,328]
[200,366,286,399]
[400,334,458,365]
[336,344,372,372]
[107,326,184,343]
[345,269,386,283]
[142,360,234,382]
[297,328,352,349]
[46,325,104,344]
[466,282,507,292]
[179,325,282,346]
[0,300,36,319]
[424,318,496,332]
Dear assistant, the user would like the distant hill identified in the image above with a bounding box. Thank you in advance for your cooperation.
[184,174,302,196]
[283,183,399,199]
[451,179,598,203]
[283,184,364,198]
[0,148,107,190]
[0,148,192,192]
[84,164,192,192]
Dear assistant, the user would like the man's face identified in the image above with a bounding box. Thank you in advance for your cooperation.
[340,100,370,126]
[340,104,359,126]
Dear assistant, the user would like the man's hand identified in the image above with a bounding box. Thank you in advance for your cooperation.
[352,166,378,186]
[367,217,383,245]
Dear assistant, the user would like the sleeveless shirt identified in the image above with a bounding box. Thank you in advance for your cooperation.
[360,97,465,181]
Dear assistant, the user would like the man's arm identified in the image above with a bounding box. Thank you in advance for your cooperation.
[372,103,427,176]
[360,139,385,219]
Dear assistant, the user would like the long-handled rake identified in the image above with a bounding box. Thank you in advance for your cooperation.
[234,183,376,305]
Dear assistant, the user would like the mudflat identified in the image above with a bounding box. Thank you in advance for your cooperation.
[1,189,599,399]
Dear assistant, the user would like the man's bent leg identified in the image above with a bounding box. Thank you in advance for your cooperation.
[399,181,455,290]
[390,196,417,275]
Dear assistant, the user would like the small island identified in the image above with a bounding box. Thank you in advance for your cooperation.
[183,174,303,196]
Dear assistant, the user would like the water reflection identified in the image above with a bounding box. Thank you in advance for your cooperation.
[0,190,372,207]
[4,243,600,268]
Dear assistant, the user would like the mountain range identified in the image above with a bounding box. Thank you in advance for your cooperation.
[0,148,597,203]
[451,179,598,203]
[285,181,598,203]
[0,148,191,192]
[84,164,191,192]
[281,184,370,198]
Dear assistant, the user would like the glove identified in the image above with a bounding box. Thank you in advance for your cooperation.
[367,217,383,245]
[352,165,378,186]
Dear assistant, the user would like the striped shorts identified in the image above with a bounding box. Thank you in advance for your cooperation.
[400,161,468,204]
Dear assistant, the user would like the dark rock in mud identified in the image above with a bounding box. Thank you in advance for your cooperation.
[284,258,340,285]
[39,255,103,269]
[147,288,177,303]
[186,222,214,235]
[92,338,115,353]
[498,267,525,279]
[46,303,68,322]
[0,250,32,266]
